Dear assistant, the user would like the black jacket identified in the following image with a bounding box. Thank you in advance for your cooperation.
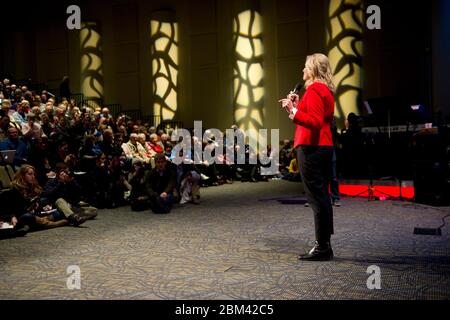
[144,163,177,198]
[0,188,41,221]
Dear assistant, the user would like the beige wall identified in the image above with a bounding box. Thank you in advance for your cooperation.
[3,0,326,140]
[35,24,80,94]
[272,0,327,140]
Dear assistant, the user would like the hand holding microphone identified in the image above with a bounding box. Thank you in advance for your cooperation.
[279,82,303,114]
[288,82,303,105]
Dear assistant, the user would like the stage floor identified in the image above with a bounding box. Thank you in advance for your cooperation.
[1,180,449,300]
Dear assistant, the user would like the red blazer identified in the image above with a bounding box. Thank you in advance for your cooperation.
[292,82,334,147]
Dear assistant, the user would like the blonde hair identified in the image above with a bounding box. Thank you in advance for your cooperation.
[305,53,336,93]
[12,165,42,200]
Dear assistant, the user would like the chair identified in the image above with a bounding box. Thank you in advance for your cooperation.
[0,150,16,190]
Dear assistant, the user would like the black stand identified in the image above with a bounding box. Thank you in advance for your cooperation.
[380,106,408,201]
[352,183,398,201]
[385,108,407,201]
[352,163,398,201]
[354,98,411,201]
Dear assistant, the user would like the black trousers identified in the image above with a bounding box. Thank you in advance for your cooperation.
[297,145,334,243]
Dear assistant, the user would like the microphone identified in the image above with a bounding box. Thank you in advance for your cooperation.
[292,82,303,95]
[281,82,303,113]
[290,82,303,104]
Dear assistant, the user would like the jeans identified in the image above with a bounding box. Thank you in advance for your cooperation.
[18,210,67,230]
[149,193,174,214]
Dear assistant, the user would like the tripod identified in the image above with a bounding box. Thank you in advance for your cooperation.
[351,132,401,201]
[352,163,398,201]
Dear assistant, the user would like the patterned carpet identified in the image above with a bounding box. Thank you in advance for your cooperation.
[1,180,449,300]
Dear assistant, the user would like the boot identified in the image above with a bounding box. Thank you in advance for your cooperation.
[73,206,98,220]
[298,240,333,261]
[67,214,88,227]
[80,207,98,220]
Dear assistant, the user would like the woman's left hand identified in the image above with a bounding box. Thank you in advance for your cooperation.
[278,98,293,113]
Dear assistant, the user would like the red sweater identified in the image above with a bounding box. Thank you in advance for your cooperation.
[292,82,334,147]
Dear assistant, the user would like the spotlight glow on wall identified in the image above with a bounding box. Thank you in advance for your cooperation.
[80,21,104,107]
[326,0,363,126]
[150,19,179,123]
[233,10,264,137]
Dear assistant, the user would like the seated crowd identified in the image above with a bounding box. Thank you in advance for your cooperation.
[0,78,297,239]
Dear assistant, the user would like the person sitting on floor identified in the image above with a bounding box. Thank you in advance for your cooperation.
[43,165,98,220]
[0,198,29,239]
[128,160,148,211]
[283,149,302,182]
[1,164,87,231]
[142,153,178,214]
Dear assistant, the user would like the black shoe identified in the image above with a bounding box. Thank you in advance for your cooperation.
[68,214,88,227]
[298,242,333,261]
[14,225,30,237]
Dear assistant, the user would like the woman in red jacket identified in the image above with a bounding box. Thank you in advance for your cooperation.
[279,53,335,261]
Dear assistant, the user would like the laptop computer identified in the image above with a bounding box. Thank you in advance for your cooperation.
[0,150,16,165]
